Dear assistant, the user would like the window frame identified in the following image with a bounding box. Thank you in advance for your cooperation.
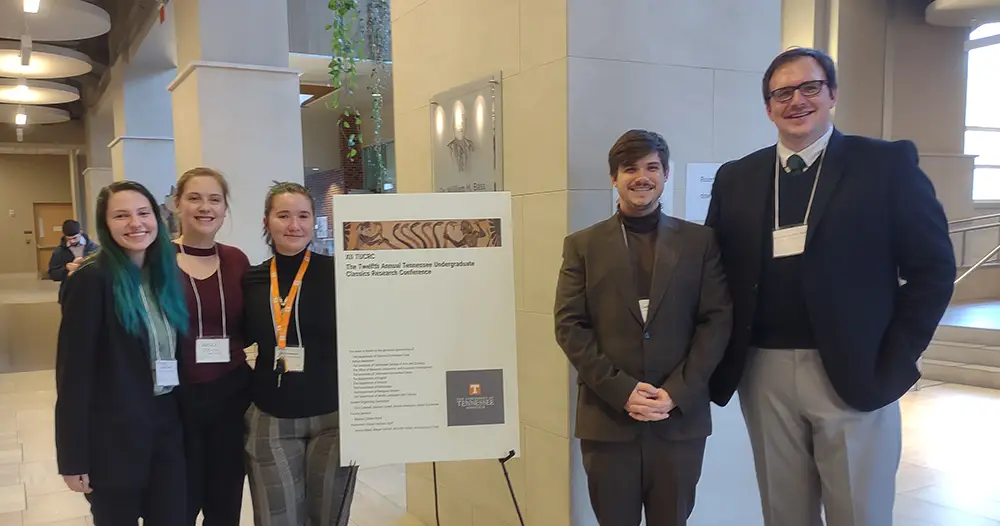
[965,28,1000,205]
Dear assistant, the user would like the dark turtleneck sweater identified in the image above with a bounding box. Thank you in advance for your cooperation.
[243,249,339,418]
[619,206,660,300]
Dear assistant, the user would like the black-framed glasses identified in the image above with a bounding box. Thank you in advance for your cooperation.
[767,80,827,103]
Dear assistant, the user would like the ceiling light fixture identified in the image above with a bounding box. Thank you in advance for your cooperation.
[15,106,27,126]
[19,35,31,66]
[23,0,40,14]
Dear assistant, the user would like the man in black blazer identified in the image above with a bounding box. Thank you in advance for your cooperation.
[706,47,956,526]
[555,130,732,526]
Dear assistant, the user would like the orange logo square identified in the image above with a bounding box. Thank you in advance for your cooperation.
[469,383,482,396]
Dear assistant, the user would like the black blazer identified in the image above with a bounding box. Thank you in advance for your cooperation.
[554,214,732,442]
[706,130,956,412]
[54,259,180,490]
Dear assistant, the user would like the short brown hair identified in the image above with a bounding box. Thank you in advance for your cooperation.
[608,130,670,176]
[762,47,837,102]
[175,167,231,207]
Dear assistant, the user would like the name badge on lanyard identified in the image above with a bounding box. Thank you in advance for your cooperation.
[181,245,232,364]
[271,251,311,382]
[772,150,826,259]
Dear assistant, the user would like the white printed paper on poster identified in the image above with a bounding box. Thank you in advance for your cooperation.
[332,192,520,467]
[684,162,723,224]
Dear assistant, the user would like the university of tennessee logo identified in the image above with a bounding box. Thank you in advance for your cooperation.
[469,383,482,396]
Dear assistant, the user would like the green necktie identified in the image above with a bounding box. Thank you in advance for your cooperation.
[786,154,806,174]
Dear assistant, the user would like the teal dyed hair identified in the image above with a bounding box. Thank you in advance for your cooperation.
[94,181,188,337]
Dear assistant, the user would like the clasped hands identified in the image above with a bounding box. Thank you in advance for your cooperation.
[625,382,675,422]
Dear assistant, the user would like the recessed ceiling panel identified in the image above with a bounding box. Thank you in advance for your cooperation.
[0,0,112,41]
[0,41,93,79]
[0,103,70,125]
[0,78,78,104]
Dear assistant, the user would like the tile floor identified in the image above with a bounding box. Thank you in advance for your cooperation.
[940,300,1000,331]
[0,369,421,526]
[0,373,998,525]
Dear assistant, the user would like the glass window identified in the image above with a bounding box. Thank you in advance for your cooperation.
[965,44,1000,128]
[965,130,1000,166]
[362,141,397,193]
[965,28,1000,201]
[971,22,1000,40]
[973,168,1000,202]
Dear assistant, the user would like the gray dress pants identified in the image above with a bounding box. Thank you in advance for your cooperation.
[738,348,902,526]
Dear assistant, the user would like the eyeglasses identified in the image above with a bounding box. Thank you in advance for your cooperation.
[767,80,827,103]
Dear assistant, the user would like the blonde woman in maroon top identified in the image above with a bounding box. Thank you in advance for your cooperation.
[173,167,251,526]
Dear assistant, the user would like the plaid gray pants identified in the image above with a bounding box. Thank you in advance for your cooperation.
[245,404,358,526]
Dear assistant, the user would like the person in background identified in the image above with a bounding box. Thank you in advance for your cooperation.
[554,130,732,525]
[706,47,955,526]
[48,219,100,302]
[242,182,357,525]
[173,167,251,526]
[55,181,189,525]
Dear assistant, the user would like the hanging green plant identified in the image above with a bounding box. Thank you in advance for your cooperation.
[327,0,362,110]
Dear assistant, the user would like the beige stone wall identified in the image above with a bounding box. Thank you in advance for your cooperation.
[391,0,572,524]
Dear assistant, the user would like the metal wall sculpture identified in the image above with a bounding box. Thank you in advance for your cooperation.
[430,73,504,193]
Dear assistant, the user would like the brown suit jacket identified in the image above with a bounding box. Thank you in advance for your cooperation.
[554,213,732,442]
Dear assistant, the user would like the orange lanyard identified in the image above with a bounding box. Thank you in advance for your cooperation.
[270,251,311,349]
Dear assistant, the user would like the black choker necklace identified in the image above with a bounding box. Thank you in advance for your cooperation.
[181,245,216,257]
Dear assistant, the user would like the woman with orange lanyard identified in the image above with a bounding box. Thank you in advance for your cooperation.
[172,167,252,525]
[242,181,357,525]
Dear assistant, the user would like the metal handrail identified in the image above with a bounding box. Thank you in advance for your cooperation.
[950,223,1000,235]
[949,213,1000,225]
[949,214,1000,268]
[955,243,1000,284]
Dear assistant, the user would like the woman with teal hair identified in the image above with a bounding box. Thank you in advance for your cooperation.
[54,180,190,525]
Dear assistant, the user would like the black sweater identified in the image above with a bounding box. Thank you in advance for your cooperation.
[243,249,339,418]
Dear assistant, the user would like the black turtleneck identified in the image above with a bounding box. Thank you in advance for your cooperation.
[243,249,339,418]
[619,207,660,300]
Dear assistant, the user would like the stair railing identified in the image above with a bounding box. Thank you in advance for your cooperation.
[949,213,1000,284]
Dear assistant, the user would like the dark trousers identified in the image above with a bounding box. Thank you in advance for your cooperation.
[86,393,186,526]
[179,365,252,526]
[580,430,707,526]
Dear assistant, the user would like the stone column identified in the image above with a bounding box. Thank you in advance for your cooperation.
[169,0,304,264]
[391,0,780,524]
[82,106,114,237]
[109,67,178,207]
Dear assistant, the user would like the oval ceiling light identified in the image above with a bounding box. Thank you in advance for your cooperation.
[0,78,79,105]
[0,0,111,41]
[0,40,93,79]
[0,103,70,125]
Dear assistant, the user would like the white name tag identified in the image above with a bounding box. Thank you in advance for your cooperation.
[196,338,230,364]
[155,359,180,387]
[274,346,305,373]
[773,225,807,258]
[639,299,650,323]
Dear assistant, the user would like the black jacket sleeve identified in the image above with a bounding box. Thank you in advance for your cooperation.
[47,247,72,282]
[54,263,104,476]
[883,140,956,361]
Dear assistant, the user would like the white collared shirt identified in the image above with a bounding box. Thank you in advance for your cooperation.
[777,125,834,172]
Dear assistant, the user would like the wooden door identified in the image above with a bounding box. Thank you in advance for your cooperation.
[33,203,74,279]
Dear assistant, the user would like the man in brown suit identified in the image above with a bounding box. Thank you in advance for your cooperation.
[554,130,733,526]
